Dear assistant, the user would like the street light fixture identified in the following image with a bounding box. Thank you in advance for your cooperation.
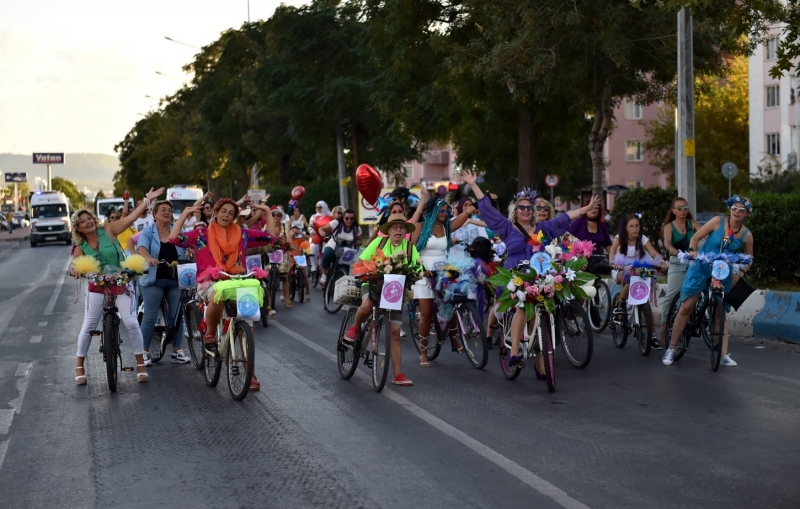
[164,36,201,50]
[155,71,181,80]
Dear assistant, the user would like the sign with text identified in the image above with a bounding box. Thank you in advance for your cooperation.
[32,153,65,164]
[4,172,27,183]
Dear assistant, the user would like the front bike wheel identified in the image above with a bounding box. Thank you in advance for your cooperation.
[588,279,612,333]
[289,270,297,301]
[559,300,594,369]
[148,328,166,363]
[311,264,320,288]
[323,267,345,314]
[372,314,391,392]
[636,303,653,356]
[498,316,521,380]
[458,302,488,369]
[709,293,724,372]
[259,280,269,328]
[184,301,204,370]
[610,292,627,348]
[540,312,556,393]
[269,267,279,310]
[227,321,255,400]
[336,308,359,380]
[103,313,119,393]
[298,272,305,303]
[203,338,222,388]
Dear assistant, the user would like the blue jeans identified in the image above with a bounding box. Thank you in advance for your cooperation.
[140,279,184,350]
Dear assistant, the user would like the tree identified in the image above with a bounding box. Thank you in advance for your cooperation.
[644,56,750,201]
[51,177,86,209]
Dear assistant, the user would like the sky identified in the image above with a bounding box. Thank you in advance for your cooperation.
[0,0,305,157]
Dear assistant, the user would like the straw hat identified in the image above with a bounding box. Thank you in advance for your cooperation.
[379,213,416,235]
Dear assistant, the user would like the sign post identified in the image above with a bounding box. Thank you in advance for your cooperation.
[4,172,27,211]
[544,174,560,205]
[32,153,65,191]
[721,162,738,199]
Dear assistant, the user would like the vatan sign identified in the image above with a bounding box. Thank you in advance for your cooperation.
[32,153,65,164]
[4,172,27,183]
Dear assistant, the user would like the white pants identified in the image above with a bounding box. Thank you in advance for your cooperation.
[76,290,144,357]
[310,243,321,269]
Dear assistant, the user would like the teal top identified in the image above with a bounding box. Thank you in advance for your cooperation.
[700,215,748,254]
[80,228,124,270]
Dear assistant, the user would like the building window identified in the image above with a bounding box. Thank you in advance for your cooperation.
[766,85,780,108]
[403,165,413,179]
[765,37,779,60]
[766,133,780,156]
[625,180,644,189]
[624,101,643,120]
[625,140,644,162]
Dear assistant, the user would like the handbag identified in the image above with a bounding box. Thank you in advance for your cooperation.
[724,277,755,311]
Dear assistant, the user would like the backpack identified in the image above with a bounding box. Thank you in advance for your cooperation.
[377,236,414,261]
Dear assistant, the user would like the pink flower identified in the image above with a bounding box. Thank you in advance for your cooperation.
[572,240,596,258]
[554,275,563,284]
[544,284,553,294]
[523,282,530,289]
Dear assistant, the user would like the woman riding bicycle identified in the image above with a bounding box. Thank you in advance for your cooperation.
[319,208,360,286]
[136,200,190,366]
[264,206,293,308]
[169,199,277,390]
[71,187,164,385]
[289,206,310,233]
[663,195,753,367]
[309,201,331,274]
[461,170,599,370]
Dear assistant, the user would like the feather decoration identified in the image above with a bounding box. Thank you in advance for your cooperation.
[72,255,101,276]
[120,254,148,274]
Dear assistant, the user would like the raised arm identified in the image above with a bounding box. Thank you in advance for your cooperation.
[564,196,600,221]
[192,191,212,208]
[108,187,164,236]
[460,169,485,201]
[450,204,477,231]
[170,205,200,240]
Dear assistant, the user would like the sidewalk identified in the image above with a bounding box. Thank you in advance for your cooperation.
[0,227,30,242]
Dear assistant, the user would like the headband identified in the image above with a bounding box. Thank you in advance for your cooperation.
[725,195,752,212]
[513,187,539,205]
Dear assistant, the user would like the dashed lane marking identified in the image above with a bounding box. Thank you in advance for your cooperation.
[752,372,800,387]
[38,322,47,327]
[44,256,72,316]
[14,363,31,377]
[30,335,42,343]
[270,320,592,509]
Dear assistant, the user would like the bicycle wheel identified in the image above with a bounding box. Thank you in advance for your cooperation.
[498,315,521,380]
[184,301,204,370]
[697,292,712,349]
[311,263,320,288]
[324,267,345,314]
[259,280,269,328]
[289,269,297,301]
[148,328,166,363]
[227,321,255,400]
[610,292,627,348]
[458,302,488,369]
[428,319,444,362]
[559,300,594,369]
[371,314,391,392]
[298,272,305,303]
[540,312,556,393]
[636,303,653,357]
[269,267,279,309]
[336,308,359,380]
[203,335,222,388]
[103,313,119,393]
[709,293,724,372]
[407,300,420,351]
[588,279,612,333]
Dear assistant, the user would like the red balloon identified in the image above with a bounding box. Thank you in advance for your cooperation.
[312,215,333,237]
[291,186,305,201]
[311,234,323,245]
[356,164,382,205]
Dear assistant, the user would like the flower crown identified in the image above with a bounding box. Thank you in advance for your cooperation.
[513,187,539,205]
[725,195,752,212]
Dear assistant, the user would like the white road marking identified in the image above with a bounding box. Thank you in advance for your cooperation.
[30,335,42,343]
[0,439,8,471]
[44,256,72,316]
[14,363,31,377]
[0,410,14,435]
[37,322,47,327]
[270,320,591,509]
[6,327,24,333]
[0,254,64,341]
[753,372,800,387]
[10,362,31,415]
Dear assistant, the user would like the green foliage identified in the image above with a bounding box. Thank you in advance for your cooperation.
[609,187,678,257]
[746,191,800,284]
[51,177,86,209]
[750,165,800,195]
[263,177,342,217]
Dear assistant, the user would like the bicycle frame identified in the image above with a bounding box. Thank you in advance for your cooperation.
[500,305,556,365]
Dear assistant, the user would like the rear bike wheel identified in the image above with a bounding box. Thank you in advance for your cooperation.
[103,313,119,392]
[458,302,488,369]
[289,269,297,301]
[336,308,359,380]
[311,260,320,288]
[203,334,222,387]
[709,293,725,372]
[587,279,612,333]
[297,272,305,303]
[428,318,444,362]
[371,314,391,392]
[323,267,345,314]
[259,280,269,328]
[269,266,279,309]
[610,292,627,348]
[636,303,653,356]
[184,301,204,370]
[559,300,594,369]
[227,321,255,400]
[540,312,556,393]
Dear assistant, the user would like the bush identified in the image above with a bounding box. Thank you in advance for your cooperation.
[262,177,343,217]
[747,191,800,285]
[609,186,677,258]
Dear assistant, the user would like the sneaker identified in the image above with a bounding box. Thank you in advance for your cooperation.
[171,350,191,364]
[721,354,738,367]
[143,352,153,367]
[343,325,359,342]
[320,274,327,285]
[391,373,413,386]
[662,348,676,366]
[399,329,406,337]
[310,266,317,273]
[279,295,284,301]
[651,334,664,350]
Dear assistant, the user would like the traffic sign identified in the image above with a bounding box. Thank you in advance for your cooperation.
[544,175,560,188]
[32,153,65,164]
[4,172,27,183]
[721,162,738,179]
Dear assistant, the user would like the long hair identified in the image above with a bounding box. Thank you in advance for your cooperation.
[581,199,605,224]
[662,197,694,227]
[536,198,555,221]
[618,215,643,259]
[334,208,357,236]
[416,198,451,253]
[200,201,213,223]
[507,198,533,223]
[71,209,102,246]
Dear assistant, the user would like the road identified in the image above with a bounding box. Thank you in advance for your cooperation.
[0,242,797,509]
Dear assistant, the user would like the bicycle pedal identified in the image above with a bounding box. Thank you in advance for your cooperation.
[231,366,240,376]
[121,367,134,372]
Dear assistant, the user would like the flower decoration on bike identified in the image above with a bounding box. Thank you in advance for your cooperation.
[678,251,753,274]
[352,248,421,290]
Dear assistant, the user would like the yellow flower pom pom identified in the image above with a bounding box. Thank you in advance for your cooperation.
[512,276,524,287]
[120,253,148,274]
[72,255,101,275]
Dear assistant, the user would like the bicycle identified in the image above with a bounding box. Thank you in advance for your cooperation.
[308,253,320,288]
[609,263,658,357]
[495,301,557,392]
[323,241,355,315]
[335,277,392,392]
[288,254,308,303]
[583,254,613,334]
[664,291,711,363]
[202,271,260,400]
[555,298,594,369]
[263,249,284,312]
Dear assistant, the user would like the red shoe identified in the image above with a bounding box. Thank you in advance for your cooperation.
[203,333,216,346]
[343,325,359,342]
[249,375,260,391]
[391,373,413,386]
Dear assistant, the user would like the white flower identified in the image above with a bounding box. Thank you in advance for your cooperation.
[581,283,597,299]
[516,290,526,301]
[545,274,555,284]
[565,268,576,282]
[545,245,562,258]
[507,281,517,292]
[515,299,526,308]
[384,265,393,272]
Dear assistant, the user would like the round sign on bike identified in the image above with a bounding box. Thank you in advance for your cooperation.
[339,248,358,265]
[246,254,262,272]
[268,250,284,264]
[379,275,406,310]
[178,263,197,289]
[628,276,651,305]
[711,260,730,280]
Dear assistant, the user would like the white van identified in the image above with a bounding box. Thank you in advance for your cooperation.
[96,197,135,222]
[166,186,204,220]
[30,191,72,247]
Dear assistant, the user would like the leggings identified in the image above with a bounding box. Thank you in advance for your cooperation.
[310,242,321,269]
[76,291,144,357]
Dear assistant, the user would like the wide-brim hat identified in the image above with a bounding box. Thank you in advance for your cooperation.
[379,213,416,235]
[269,206,287,222]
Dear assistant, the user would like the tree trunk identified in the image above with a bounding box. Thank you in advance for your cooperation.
[278,154,291,186]
[588,78,613,198]
[348,128,360,210]
[518,105,539,191]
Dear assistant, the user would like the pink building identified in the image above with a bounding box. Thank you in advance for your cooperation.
[383,142,459,189]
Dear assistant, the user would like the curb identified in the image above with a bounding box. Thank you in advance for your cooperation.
[0,235,29,242]
[753,292,800,343]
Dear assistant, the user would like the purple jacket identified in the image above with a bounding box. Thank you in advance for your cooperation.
[478,195,570,270]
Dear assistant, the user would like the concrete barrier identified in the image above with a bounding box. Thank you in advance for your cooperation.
[753,291,800,344]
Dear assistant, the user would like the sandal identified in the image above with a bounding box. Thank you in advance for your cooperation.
[486,324,499,350]
[268,308,277,317]
[75,367,87,385]
[250,374,260,391]
[449,328,465,354]
[203,332,217,346]
[285,301,293,308]
[418,335,430,368]
[136,364,149,383]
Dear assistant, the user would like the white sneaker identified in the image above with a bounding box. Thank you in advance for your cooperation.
[311,266,317,273]
[279,295,284,301]
[721,354,738,367]
[171,350,191,364]
[662,348,675,366]
[143,352,153,367]
[400,329,406,337]
[320,274,327,285]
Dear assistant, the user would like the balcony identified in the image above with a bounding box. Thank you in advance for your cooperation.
[424,150,450,165]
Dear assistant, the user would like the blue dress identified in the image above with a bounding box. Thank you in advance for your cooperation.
[680,215,749,302]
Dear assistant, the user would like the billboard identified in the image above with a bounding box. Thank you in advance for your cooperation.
[4,172,27,183]
[32,153,65,164]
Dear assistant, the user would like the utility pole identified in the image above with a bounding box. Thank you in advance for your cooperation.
[336,126,349,209]
[677,7,697,214]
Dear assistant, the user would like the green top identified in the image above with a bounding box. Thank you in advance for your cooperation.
[360,237,422,267]
[669,221,695,252]
[80,228,124,270]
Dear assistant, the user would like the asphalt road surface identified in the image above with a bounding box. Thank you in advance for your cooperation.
[0,242,797,509]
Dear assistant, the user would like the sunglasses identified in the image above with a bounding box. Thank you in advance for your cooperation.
[535,206,550,212]
[344,216,355,221]
[271,213,282,218]
[517,205,534,212]
[730,206,748,213]
[438,208,450,214]
[674,206,689,211]
[109,216,119,220]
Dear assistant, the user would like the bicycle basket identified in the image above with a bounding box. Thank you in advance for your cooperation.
[333,276,362,306]
[587,254,612,276]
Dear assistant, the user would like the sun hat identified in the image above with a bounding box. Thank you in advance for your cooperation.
[269,206,286,222]
[379,213,416,235]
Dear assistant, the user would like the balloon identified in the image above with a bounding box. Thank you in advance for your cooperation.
[312,215,333,237]
[311,235,323,245]
[291,186,305,201]
[356,164,382,205]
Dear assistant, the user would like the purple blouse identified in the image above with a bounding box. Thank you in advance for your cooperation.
[478,195,570,270]
[568,217,612,254]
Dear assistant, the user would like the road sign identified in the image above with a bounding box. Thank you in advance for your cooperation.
[721,162,738,179]
[544,175,560,188]
[32,153,65,164]
[4,172,27,183]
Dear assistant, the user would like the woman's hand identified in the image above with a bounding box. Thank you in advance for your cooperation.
[464,204,477,216]
[460,169,484,200]
[581,195,601,214]
[145,254,158,266]
[182,205,202,217]
[145,187,165,203]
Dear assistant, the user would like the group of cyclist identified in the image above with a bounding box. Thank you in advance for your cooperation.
[69,172,754,391]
